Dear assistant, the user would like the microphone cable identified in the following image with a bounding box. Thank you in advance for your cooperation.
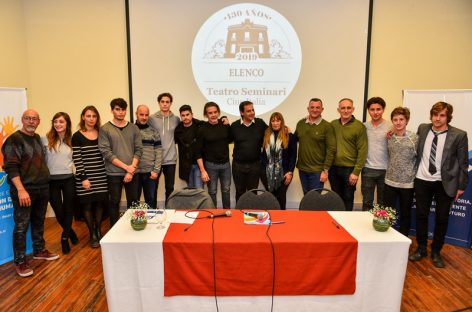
[183,209,220,312]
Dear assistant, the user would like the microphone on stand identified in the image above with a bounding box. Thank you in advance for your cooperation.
[207,210,232,218]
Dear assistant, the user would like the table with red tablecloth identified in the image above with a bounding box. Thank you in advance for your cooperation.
[101,210,411,312]
[163,210,357,296]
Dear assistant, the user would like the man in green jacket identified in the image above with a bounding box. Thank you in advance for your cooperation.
[329,98,368,211]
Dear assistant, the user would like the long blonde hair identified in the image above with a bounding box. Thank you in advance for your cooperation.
[263,112,289,149]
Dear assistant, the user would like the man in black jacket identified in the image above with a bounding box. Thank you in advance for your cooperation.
[230,101,268,202]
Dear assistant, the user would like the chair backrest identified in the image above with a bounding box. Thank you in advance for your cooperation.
[235,189,281,210]
[299,188,345,211]
[166,187,215,209]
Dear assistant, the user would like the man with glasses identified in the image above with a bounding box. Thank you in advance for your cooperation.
[2,109,59,277]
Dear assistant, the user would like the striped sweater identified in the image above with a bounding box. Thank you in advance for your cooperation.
[71,131,108,201]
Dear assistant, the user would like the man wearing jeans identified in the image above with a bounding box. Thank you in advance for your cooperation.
[135,104,162,208]
[230,101,268,202]
[294,98,336,194]
[99,98,143,226]
[195,102,233,208]
[361,97,391,211]
[174,105,204,188]
[329,98,368,211]
[409,102,468,268]
[2,109,59,277]
[149,93,180,205]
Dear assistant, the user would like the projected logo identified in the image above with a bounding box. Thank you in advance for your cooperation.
[192,3,302,116]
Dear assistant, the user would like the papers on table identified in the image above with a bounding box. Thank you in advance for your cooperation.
[243,211,271,225]
[170,211,198,224]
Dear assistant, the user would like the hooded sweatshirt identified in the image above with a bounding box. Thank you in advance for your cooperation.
[148,111,180,165]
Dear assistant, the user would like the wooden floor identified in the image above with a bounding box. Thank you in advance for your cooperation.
[0,218,471,312]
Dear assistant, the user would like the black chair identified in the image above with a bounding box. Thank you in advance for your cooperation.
[299,188,345,211]
[166,187,215,209]
[235,189,281,210]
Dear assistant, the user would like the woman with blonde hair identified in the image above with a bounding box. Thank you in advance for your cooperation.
[42,112,78,254]
[260,112,297,209]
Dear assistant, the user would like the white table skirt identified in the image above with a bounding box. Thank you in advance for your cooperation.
[101,211,411,312]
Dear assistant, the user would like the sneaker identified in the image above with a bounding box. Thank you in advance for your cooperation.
[33,249,60,261]
[16,262,33,277]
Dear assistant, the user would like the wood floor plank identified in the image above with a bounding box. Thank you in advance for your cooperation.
[0,218,471,311]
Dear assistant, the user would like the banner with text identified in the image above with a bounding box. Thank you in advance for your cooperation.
[0,87,30,265]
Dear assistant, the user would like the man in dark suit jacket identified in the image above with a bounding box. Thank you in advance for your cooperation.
[409,102,468,268]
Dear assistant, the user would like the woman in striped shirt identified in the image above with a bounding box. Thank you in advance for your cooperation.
[71,106,108,248]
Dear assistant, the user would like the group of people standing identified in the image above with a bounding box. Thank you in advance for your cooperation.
[1,93,468,277]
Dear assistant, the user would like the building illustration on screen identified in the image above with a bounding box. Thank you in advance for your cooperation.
[192,3,301,116]
[224,19,270,59]
[204,18,291,60]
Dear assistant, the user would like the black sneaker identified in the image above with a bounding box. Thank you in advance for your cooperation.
[431,252,445,268]
[408,248,427,261]
[69,229,79,245]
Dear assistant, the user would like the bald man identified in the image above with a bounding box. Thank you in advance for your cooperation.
[135,105,162,208]
[2,109,59,278]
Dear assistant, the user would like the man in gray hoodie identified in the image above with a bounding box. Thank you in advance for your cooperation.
[148,93,181,205]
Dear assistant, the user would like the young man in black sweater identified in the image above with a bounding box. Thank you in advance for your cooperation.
[230,101,268,202]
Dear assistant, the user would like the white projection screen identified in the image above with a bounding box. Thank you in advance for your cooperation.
[128,0,371,126]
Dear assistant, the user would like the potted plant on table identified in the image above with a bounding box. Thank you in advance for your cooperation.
[369,203,397,232]
[129,202,150,231]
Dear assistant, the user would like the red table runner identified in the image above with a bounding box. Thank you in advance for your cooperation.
[163,210,357,296]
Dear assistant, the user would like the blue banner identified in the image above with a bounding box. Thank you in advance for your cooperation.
[0,172,33,265]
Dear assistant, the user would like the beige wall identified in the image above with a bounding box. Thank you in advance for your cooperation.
[368,0,472,117]
[0,0,29,88]
[4,0,129,134]
[1,0,471,207]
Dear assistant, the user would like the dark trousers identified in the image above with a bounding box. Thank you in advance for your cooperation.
[383,184,414,237]
[328,166,356,211]
[232,161,260,203]
[11,184,49,264]
[414,178,454,252]
[49,177,75,238]
[260,171,289,210]
[157,164,176,205]
[361,167,386,211]
[136,172,157,209]
[107,175,139,227]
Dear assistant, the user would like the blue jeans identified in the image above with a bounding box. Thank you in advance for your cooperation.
[299,170,323,195]
[188,164,203,189]
[328,166,356,211]
[361,167,386,211]
[206,161,231,208]
[137,172,157,209]
[11,184,49,264]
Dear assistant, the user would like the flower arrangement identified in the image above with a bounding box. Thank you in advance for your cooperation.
[129,201,150,222]
[369,203,397,225]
